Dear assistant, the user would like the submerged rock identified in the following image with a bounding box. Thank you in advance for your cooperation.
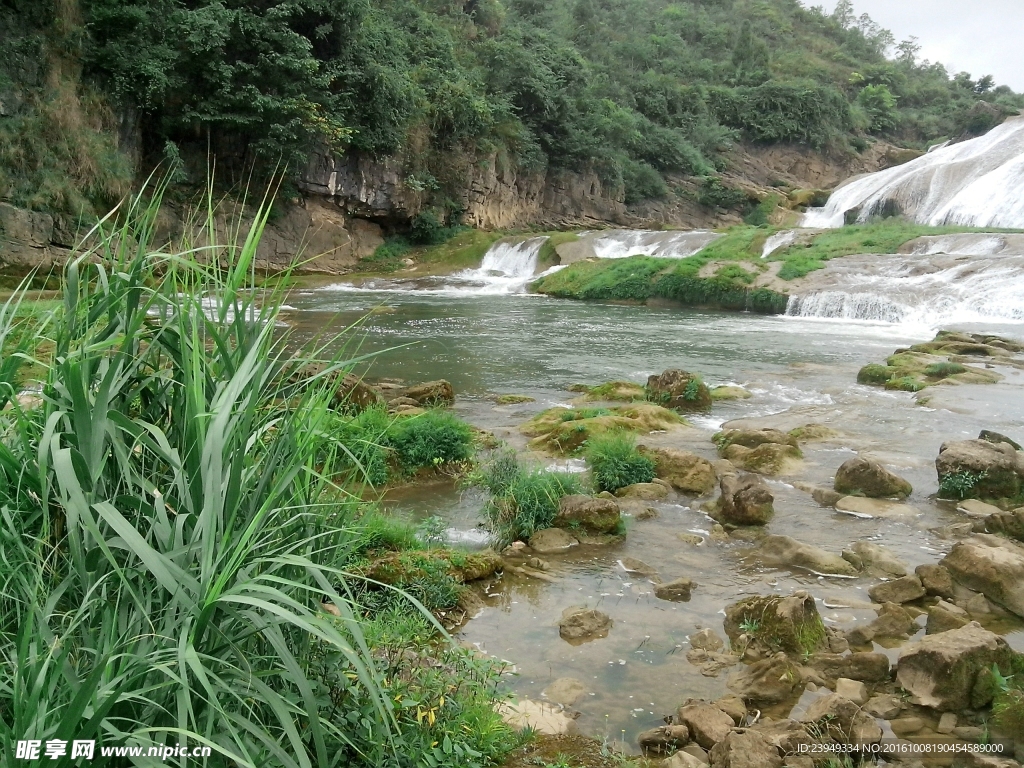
[896,622,1014,710]
[542,677,588,707]
[940,534,1024,617]
[655,577,696,602]
[833,457,912,499]
[847,541,907,577]
[834,496,920,518]
[497,699,578,735]
[754,535,859,576]
[808,652,890,684]
[615,481,669,500]
[639,446,717,495]
[554,495,621,534]
[710,385,752,401]
[558,606,612,643]
[529,528,579,553]
[717,473,774,526]
[646,369,712,412]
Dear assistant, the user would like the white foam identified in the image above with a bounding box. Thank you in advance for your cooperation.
[802,117,1024,229]
[588,229,722,259]
[761,230,798,259]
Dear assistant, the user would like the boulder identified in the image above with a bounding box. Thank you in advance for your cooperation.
[747,718,812,755]
[529,528,579,554]
[940,535,1024,617]
[979,429,1022,451]
[847,603,916,645]
[926,600,970,634]
[727,654,803,704]
[558,606,612,643]
[755,535,859,576]
[916,563,955,599]
[638,724,691,756]
[723,592,827,656]
[801,693,882,745]
[496,699,578,735]
[640,446,717,495]
[835,678,868,705]
[615,482,669,500]
[400,379,455,407]
[849,541,907,577]
[709,730,782,768]
[646,369,712,412]
[677,703,735,749]
[807,652,890,684]
[936,439,1021,499]
[718,474,774,526]
[723,443,801,475]
[554,495,621,534]
[863,694,902,719]
[542,677,587,707]
[655,577,696,602]
[868,575,926,605]
[714,695,747,726]
[895,622,1014,710]
[984,507,1024,541]
[834,457,913,499]
[665,750,709,768]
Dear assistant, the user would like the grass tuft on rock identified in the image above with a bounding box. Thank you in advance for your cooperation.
[584,432,656,493]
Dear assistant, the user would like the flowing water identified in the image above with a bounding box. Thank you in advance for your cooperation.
[286,246,1024,746]
[802,116,1024,229]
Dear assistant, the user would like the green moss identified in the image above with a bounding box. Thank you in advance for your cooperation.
[924,361,967,379]
[885,376,926,393]
[857,363,897,385]
[582,381,647,402]
[537,231,581,269]
[495,394,535,404]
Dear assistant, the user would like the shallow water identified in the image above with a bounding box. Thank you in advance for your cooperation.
[285,289,1024,746]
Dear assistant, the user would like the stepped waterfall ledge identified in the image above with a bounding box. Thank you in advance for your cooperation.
[803,117,1024,229]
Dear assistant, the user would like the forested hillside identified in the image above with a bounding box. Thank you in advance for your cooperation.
[2,0,1021,221]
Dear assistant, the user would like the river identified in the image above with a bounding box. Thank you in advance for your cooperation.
[283,274,1024,748]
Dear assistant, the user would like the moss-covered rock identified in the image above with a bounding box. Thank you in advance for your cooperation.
[577,380,646,402]
[723,442,802,475]
[710,385,752,401]
[857,331,1014,392]
[645,369,712,412]
[857,364,897,385]
[522,404,684,455]
[724,591,828,656]
[638,446,716,495]
[495,394,535,404]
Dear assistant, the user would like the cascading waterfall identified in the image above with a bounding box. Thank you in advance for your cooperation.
[761,230,799,258]
[786,252,1024,327]
[802,117,1024,229]
[587,229,722,259]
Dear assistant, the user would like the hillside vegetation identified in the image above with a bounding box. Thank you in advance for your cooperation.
[1,0,1022,221]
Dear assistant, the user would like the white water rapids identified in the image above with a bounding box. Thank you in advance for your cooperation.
[802,116,1024,228]
[785,250,1024,327]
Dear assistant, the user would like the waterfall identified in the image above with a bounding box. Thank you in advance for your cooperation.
[802,117,1024,229]
[450,237,549,293]
[587,229,722,259]
[761,230,799,258]
[785,252,1024,327]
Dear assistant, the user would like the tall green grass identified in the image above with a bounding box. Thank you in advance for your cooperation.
[0,184,502,766]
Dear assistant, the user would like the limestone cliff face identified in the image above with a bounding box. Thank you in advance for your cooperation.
[0,197,382,275]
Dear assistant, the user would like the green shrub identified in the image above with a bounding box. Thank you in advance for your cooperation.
[347,511,421,556]
[938,470,986,500]
[336,406,396,485]
[698,176,747,209]
[584,432,655,493]
[621,158,669,204]
[390,410,475,471]
[312,608,520,768]
[479,451,582,545]
[993,656,1024,734]
[924,362,966,379]
[362,237,412,273]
